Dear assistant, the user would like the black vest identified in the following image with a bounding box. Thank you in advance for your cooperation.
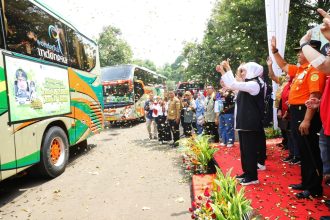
[236,78,265,131]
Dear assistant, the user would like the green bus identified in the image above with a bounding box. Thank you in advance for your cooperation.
[0,0,103,180]
[101,65,166,124]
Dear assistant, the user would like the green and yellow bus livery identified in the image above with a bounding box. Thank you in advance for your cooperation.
[0,0,103,181]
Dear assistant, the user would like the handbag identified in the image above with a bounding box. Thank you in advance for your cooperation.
[184,108,194,123]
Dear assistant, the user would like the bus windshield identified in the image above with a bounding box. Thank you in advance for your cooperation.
[101,66,133,81]
[103,83,133,103]
[177,82,203,90]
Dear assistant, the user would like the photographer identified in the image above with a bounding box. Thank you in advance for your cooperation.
[182,91,196,137]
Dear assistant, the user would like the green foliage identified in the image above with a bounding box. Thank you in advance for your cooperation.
[165,80,176,91]
[132,59,157,71]
[191,167,253,219]
[195,135,218,168]
[211,167,252,220]
[97,25,133,67]
[178,0,330,86]
[264,127,281,139]
[181,0,267,86]
[179,135,218,174]
[157,55,190,82]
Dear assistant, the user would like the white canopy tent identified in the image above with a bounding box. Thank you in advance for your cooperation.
[265,0,290,128]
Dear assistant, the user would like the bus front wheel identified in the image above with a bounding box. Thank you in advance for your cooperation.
[39,126,69,178]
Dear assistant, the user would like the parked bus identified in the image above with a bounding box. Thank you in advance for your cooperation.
[0,0,103,180]
[101,65,166,123]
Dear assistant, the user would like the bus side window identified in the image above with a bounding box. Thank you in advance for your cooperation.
[134,82,144,102]
[3,0,68,64]
[66,28,96,72]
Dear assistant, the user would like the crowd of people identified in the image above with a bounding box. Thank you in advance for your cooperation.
[144,7,330,217]
[144,86,236,147]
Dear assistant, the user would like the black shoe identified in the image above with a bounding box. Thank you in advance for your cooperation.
[236,173,246,181]
[283,155,294,163]
[276,143,284,148]
[172,142,178,147]
[289,183,304,190]
[325,200,330,209]
[240,177,259,186]
[295,190,322,199]
[325,178,330,186]
[320,217,330,220]
[290,157,301,165]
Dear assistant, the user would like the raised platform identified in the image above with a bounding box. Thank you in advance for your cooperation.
[191,139,330,219]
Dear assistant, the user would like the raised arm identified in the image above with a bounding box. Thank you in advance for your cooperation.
[216,61,260,96]
[266,57,280,84]
[221,71,260,95]
[271,36,289,73]
[318,8,330,41]
[300,31,330,74]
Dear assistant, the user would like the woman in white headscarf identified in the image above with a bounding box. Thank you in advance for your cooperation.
[195,91,205,135]
[216,60,267,186]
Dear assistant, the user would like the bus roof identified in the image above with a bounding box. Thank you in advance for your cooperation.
[101,64,167,82]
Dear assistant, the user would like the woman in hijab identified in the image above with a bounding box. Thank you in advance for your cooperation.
[195,92,205,135]
[216,60,266,186]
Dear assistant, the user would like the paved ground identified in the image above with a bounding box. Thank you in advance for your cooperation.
[0,122,191,220]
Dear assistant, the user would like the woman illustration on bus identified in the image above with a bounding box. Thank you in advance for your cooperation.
[14,68,31,104]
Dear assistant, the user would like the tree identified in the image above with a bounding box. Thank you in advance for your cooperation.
[180,0,267,86]
[180,0,329,86]
[132,59,157,71]
[157,55,189,82]
[97,26,133,67]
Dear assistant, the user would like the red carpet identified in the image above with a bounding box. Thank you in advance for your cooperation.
[210,138,330,219]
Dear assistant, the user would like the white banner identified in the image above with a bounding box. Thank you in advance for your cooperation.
[265,0,290,128]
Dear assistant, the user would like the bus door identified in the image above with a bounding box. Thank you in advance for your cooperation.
[133,80,145,118]
[0,62,16,180]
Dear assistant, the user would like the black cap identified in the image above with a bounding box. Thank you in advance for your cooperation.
[15,69,27,80]
[294,40,322,52]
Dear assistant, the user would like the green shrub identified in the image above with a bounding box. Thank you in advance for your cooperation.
[264,127,281,139]
[179,135,218,174]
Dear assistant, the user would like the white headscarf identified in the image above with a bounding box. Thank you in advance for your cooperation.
[243,62,266,96]
[243,62,263,79]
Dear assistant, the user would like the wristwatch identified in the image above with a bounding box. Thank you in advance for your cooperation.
[300,42,310,49]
